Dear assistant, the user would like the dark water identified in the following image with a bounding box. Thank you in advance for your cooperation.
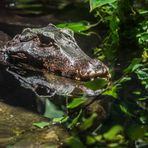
[0,66,38,111]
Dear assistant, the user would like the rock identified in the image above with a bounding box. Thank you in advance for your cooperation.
[0,102,69,147]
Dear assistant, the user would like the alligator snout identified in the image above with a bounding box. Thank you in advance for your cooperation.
[74,59,110,81]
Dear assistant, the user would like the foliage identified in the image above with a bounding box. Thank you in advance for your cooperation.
[57,21,96,35]
[33,121,50,129]
[89,0,120,65]
[84,78,108,90]
[67,97,87,109]
[46,0,148,147]
[43,99,65,119]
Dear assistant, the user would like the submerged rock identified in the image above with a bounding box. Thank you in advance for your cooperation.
[0,102,69,147]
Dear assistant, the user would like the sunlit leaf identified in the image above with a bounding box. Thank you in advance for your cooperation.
[119,76,131,83]
[142,50,148,62]
[135,67,148,89]
[108,143,120,147]
[52,116,68,124]
[103,125,123,140]
[145,132,148,136]
[136,68,148,80]
[138,9,148,15]
[95,135,102,141]
[141,80,148,89]
[89,0,117,11]
[80,113,97,131]
[85,78,108,91]
[132,91,141,95]
[103,86,118,98]
[65,136,85,148]
[86,136,96,144]
[33,121,50,129]
[138,97,148,101]
[44,99,64,119]
[67,97,87,109]
[57,21,91,33]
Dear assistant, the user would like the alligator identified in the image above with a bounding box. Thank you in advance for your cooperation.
[0,24,110,97]
[0,24,110,81]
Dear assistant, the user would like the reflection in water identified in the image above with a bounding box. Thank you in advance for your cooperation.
[0,67,104,114]
[7,67,102,98]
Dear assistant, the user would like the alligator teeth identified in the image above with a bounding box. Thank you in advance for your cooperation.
[76,70,79,74]
[83,73,88,76]
[75,77,80,81]
[79,70,84,76]
[95,70,102,74]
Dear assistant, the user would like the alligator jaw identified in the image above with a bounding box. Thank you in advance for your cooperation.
[74,59,110,81]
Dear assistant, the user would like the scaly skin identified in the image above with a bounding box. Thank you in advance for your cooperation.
[0,24,110,81]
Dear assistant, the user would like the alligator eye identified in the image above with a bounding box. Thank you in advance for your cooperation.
[20,28,37,42]
[38,34,54,45]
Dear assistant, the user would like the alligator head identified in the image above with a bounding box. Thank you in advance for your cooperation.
[2,24,110,81]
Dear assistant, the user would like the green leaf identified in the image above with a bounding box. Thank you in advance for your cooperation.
[103,86,118,98]
[119,76,131,83]
[44,99,64,119]
[124,58,141,73]
[127,125,148,140]
[141,79,148,89]
[132,91,141,95]
[52,116,68,124]
[86,136,96,145]
[57,21,91,33]
[119,104,133,116]
[68,110,82,129]
[138,9,148,15]
[65,136,85,148]
[67,97,87,109]
[103,125,123,140]
[80,113,97,131]
[136,69,148,80]
[85,78,108,91]
[89,0,117,11]
[33,121,50,129]
[16,4,42,9]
